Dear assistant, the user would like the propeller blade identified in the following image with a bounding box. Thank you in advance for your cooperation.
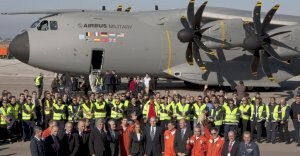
[125,6,132,12]
[262,4,280,34]
[187,0,195,28]
[194,38,217,57]
[268,30,290,38]
[102,6,106,11]
[262,43,282,61]
[251,55,259,77]
[259,50,275,82]
[253,1,262,35]
[195,1,208,29]
[180,16,190,29]
[193,42,207,71]
[186,42,194,65]
[117,5,122,11]
[271,38,297,52]
[196,26,212,34]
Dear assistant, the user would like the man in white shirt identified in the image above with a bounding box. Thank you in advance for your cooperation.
[222,130,239,156]
[143,74,151,94]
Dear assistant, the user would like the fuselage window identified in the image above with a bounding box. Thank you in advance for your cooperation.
[37,20,49,31]
[50,21,58,30]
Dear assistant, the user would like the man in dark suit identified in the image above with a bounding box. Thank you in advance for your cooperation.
[108,120,120,156]
[59,122,79,156]
[222,130,239,156]
[30,126,45,156]
[44,126,60,156]
[77,120,90,156]
[103,71,113,94]
[238,131,260,156]
[145,117,163,156]
[89,119,111,156]
[174,119,193,156]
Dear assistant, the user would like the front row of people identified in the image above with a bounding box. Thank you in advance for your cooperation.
[30,117,260,156]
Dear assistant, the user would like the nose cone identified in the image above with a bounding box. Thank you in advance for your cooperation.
[9,31,30,63]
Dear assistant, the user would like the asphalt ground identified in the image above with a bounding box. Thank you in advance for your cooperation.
[1,60,300,155]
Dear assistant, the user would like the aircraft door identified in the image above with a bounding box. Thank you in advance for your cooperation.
[90,50,104,73]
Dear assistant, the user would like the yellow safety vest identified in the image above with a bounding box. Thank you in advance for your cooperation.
[53,104,66,120]
[210,108,223,126]
[8,103,20,120]
[0,107,12,125]
[159,103,172,121]
[250,104,265,121]
[81,103,94,119]
[123,100,129,109]
[193,103,207,119]
[281,105,290,121]
[239,104,251,120]
[266,104,280,122]
[111,102,124,119]
[224,105,239,124]
[176,103,191,120]
[22,103,35,120]
[95,77,103,86]
[142,101,160,119]
[94,101,106,119]
[44,100,52,115]
[68,105,81,121]
[35,76,41,86]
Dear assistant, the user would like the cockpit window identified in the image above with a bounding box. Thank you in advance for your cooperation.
[37,20,49,31]
[30,20,40,28]
[50,21,58,30]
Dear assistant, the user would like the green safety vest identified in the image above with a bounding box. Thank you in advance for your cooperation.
[266,104,280,122]
[224,105,239,124]
[193,103,207,119]
[111,102,124,119]
[81,103,94,119]
[0,107,12,125]
[281,105,290,121]
[53,104,66,120]
[210,108,223,126]
[94,101,106,119]
[44,100,52,115]
[35,76,41,86]
[22,103,35,120]
[123,100,129,109]
[142,101,160,119]
[159,103,172,121]
[250,104,265,121]
[8,103,20,120]
[239,104,251,120]
[176,103,191,120]
[68,105,81,121]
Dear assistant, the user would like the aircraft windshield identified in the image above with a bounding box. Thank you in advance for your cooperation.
[30,20,40,28]
[37,20,49,31]
[50,21,58,30]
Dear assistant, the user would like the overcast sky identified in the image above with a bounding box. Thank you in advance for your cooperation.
[1,0,300,38]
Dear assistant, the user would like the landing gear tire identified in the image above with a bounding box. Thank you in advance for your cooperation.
[264,87,271,91]
[247,86,254,91]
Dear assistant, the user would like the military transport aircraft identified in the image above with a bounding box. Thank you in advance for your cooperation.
[3,0,300,89]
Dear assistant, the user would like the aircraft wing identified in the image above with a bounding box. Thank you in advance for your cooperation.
[1,9,91,15]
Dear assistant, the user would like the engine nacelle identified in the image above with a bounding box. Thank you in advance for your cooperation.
[202,19,246,49]
[269,25,300,59]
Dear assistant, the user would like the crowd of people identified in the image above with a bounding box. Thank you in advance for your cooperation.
[0,73,300,156]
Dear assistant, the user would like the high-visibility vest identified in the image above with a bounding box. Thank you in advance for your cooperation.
[95,77,103,86]
[22,103,35,120]
[8,103,20,119]
[53,104,66,120]
[250,104,265,121]
[281,105,290,121]
[142,101,160,119]
[0,107,12,125]
[81,103,94,119]
[210,108,223,126]
[223,105,239,124]
[176,103,191,120]
[44,100,52,115]
[35,76,41,86]
[159,103,172,121]
[67,105,81,121]
[266,104,280,121]
[94,101,106,119]
[239,104,251,120]
[123,100,129,109]
[193,103,207,119]
[110,102,124,119]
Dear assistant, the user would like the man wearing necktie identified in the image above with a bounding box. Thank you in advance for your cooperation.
[145,117,163,156]
[30,126,45,156]
[44,126,60,156]
[174,119,193,156]
[222,130,239,156]
[238,131,260,156]
[59,122,79,156]
[89,119,111,156]
[108,120,120,156]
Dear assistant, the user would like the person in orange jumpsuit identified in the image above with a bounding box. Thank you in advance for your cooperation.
[206,127,224,156]
[163,121,176,156]
[119,117,134,156]
[186,126,208,156]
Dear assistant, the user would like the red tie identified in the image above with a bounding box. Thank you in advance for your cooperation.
[228,142,233,153]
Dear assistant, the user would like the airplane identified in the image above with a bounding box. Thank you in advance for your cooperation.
[3,0,300,90]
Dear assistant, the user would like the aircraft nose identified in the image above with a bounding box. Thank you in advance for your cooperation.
[9,31,30,63]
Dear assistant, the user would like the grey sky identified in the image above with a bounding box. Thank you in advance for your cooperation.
[1,0,300,38]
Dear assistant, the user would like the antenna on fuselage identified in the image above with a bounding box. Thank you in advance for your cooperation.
[102,5,106,11]
[155,5,159,10]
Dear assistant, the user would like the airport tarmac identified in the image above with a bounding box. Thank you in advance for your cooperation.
[1,60,300,155]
